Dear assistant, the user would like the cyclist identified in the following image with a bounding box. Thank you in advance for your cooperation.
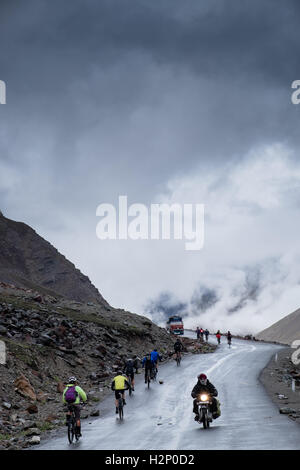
[142,353,155,383]
[216,330,221,344]
[123,358,135,391]
[174,338,184,362]
[111,370,129,414]
[150,348,162,372]
[204,329,209,342]
[63,376,87,437]
[227,331,232,346]
[133,355,140,373]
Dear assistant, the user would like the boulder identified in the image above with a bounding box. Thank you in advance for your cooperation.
[26,404,38,414]
[28,436,40,445]
[14,375,36,401]
[56,382,65,393]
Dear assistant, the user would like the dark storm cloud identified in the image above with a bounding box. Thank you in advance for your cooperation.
[191,286,219,313]
[144,291,188,325]
[1,1,300,332]
[227,266,261,314]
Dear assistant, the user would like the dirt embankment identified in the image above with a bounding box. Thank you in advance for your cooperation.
[0,283,216,449]
[260,347,300,423]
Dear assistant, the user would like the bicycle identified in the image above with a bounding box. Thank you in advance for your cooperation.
[175,351,181,366]
[67,404,81,444]
[116,391,124,420]
[127,375,133,396]
[145,368,152,388]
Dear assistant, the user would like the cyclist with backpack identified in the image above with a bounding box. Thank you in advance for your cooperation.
[63,376,87,437]
[142,353,155,383]
[123,358,135,391]
[174,338,184,363]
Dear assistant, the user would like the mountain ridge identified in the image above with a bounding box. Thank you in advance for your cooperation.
[257,307,300,345]
[0,212,108,306]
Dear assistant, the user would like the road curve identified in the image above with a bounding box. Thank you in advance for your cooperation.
[38,338,300,450]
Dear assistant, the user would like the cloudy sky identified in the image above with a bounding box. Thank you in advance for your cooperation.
[1,0,300,334]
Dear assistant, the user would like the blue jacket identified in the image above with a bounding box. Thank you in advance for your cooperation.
[142,356,155,369]
[151,351,160,363]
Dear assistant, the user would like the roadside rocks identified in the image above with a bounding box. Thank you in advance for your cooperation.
[279,407,296,414]
[28,436,40,445]
[15,375,36,401]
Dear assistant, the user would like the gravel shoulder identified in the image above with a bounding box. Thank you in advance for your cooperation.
[259,346,300,424]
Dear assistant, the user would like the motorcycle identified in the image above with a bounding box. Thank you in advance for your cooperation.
[195,393,213,429]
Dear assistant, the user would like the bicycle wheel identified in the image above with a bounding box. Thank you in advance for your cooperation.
[147,371,150,388]
[118,397,123,420]
[67,418,75,444]
[128,377,132,396]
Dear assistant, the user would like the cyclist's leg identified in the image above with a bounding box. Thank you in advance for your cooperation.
[73,405,81,435]
[66,405,72,425]
[115,391,120,410]
[131,373,135,389]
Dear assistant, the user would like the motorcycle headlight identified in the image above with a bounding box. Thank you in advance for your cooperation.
[200,394,208,401]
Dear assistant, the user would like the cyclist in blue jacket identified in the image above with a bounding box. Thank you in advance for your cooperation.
[150,349,162,372]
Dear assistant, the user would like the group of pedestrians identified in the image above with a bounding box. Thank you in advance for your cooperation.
[196,327,210,342]
[196,327,233,346]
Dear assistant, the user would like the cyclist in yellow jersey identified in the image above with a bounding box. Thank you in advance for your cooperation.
[111,370,129,414]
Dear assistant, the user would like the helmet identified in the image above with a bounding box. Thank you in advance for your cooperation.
[68,376,77,384]
[198,373,207,385]
[117,370,123,375]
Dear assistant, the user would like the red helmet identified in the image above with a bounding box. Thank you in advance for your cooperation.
[198,373,207,380]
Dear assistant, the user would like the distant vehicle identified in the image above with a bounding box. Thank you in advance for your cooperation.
[166,316,184,335]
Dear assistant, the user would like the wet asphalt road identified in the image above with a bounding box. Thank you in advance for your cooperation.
[38,337,300,450]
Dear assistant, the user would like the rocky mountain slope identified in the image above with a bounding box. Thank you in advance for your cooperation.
[257,308,300,345]
[0,212,107,305]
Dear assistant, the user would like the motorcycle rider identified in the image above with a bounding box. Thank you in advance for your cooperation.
[191,373,220,421]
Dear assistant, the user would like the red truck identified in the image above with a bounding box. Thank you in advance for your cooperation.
[166,316,184,335]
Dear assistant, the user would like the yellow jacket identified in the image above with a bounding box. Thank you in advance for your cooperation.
[111,375,129,391]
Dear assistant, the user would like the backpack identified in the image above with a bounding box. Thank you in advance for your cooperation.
[65,385,78,403]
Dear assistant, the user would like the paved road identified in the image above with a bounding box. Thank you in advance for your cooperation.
[39,338,300,450]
